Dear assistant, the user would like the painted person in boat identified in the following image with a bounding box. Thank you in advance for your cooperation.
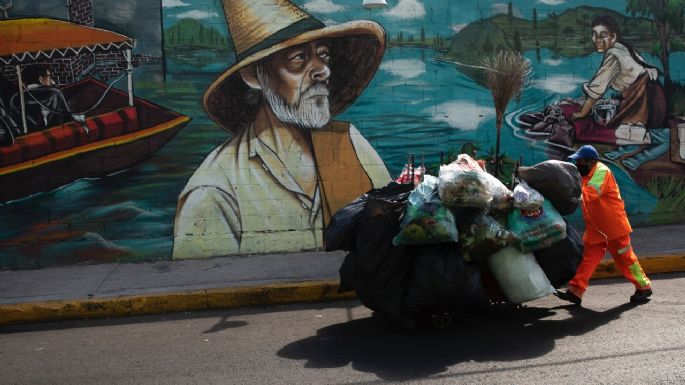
[172,0,391,258]
[10,65,72,132]
[522,15,668,171]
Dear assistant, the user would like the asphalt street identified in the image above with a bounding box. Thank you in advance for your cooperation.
[1,272,684,385]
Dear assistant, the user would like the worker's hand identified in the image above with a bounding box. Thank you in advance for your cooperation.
[646,68,658,81]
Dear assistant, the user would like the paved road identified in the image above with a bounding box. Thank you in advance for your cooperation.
[1,273,684,385]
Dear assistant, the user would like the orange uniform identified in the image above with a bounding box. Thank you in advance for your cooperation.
[580,161,632,244]
[568,162,651,297]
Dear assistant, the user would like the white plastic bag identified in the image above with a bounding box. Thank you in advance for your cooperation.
[438,154,493,208]
[482,172,513,212]
[487,246,555,304]
[513,181,544,211]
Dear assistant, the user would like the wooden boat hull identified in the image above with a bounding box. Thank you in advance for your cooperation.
[0,78,190,203]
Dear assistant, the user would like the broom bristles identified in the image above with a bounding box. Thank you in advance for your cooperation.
[482,50,531,120]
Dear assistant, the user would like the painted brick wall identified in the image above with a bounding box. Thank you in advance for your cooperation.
[1,0,684,269]
[67,0,94,27]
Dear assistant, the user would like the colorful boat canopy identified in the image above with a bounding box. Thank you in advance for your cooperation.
[0,18,134,65]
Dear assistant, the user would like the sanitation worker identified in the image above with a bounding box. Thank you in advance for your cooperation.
[555,145,652,305]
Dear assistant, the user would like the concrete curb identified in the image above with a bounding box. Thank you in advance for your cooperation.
[1,254,684,326]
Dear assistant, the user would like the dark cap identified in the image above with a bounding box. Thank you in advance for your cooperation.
[568,145,599,160]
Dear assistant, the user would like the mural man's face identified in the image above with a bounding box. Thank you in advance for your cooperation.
[259,41,331,129]
[591,25,616,53]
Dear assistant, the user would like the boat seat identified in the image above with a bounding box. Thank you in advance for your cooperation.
[0,106,139,168]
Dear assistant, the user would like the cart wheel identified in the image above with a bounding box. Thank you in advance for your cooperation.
[429,313,454,329]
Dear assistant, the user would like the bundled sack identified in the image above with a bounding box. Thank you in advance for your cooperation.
[487,246,556,304]
[534,220,583,288]
[513,181,545,211]
[403,244,487,316]
[518,160,581,215]
[326,182,414,251]
[393,175,459,246]
[507,200,567,252]
[483,172,514,212]
[438,154,493,208]
[349,196,415,329]
[455,209,519,262]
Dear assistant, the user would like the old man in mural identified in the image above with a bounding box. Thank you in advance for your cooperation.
[172,0,391,258]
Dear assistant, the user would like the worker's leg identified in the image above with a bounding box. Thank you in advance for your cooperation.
[567,241,607,297]
[607,235,651,290]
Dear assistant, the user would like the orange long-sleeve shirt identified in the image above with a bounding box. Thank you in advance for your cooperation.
[581,162,632,244]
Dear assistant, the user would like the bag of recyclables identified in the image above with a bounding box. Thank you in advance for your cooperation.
[507,200,567,252]
[513,181,545,211]
[393,175,459,246]
[438,154,493,208]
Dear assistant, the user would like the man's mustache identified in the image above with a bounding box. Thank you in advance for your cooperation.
[299,83,329,101]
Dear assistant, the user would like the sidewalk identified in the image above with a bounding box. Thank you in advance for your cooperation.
[2,224,685,326]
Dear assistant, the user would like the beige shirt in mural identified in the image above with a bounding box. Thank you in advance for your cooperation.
[172,122,391,259]
[583,42,647,100]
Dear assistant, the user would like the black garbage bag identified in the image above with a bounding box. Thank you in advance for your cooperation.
[348,193,415,329]
[325,182,414,252]
[338,252,355,293]
[403,244,488,316]
[534,220,584,288]
[517,160,581,215]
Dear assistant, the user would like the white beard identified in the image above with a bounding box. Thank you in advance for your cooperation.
[257,67,331,130]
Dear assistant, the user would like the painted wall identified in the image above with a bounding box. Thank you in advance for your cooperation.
[0,0,684,268]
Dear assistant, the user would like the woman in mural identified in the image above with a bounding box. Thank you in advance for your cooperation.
[567,15,668,171]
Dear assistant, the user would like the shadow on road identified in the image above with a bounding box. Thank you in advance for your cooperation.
[277,303,638,382]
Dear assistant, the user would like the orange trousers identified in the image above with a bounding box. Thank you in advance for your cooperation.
[568,234,651,297]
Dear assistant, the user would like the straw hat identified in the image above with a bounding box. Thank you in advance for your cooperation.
[204,0,386,134]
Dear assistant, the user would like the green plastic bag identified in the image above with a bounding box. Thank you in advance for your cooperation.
[393,175,459,246]
[507,200,567,252]
[457,211,518,262]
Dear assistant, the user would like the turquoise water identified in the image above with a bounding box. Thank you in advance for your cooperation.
[0,47,660,267]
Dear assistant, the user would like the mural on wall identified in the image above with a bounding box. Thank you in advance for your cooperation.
[0,0,684,268]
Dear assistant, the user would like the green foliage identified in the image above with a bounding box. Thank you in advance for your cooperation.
[627,0,684,32]
[646,176,685,224]
[165,19,228,49]
[481,147,518,187]
[482,35,494,53]
[667,79,685,114]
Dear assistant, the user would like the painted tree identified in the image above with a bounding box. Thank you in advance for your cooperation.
[626,0,684,85]
[0,0,12,19]
[420,27,425,42]
[533,8,538,32]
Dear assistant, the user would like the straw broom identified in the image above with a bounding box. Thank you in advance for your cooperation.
[482,50,531,178]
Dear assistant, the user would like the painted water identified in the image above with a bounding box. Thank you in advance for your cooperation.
[0,46,669,267]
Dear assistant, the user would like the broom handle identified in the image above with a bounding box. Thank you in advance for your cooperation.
[494,118,502,178]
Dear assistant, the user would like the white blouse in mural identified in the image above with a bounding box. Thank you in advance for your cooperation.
[583,42,648,100]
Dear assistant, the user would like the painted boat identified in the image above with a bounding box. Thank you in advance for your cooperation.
[0,19,190,202]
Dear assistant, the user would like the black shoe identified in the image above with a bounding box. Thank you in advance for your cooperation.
[554,289,582,305]
[630,288,652,304]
